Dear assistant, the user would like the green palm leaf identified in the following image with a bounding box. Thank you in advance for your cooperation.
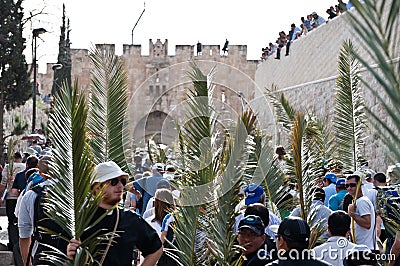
[291,112,317,220]
[347,0,400,163]
[171,62,220,265]
[207,110,259,265]
[87,46,130,172]
[333,40,368,171]
[44,82,113,265]
[265,85,296,133]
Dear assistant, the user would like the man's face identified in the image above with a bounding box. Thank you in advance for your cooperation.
[237,228,266,255]
[101,175,126,206]
[345,177,358,197]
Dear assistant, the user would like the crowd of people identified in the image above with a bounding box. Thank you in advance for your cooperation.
[1,140,400,265]
[260,0,354,61]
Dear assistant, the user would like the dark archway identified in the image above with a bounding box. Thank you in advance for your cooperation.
[133,110,176,146]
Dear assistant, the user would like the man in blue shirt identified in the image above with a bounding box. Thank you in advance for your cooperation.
[328,178,347,211]
[322,172,337,206]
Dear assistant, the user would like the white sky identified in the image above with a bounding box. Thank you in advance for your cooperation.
[22,0,334,73]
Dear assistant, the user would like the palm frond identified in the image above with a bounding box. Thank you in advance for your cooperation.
[265,85,296,133]
[251,131,286,216]
[348,0,400,163]
[44,82,111,265]
[171,62,221,265]
[333,40,368,171]
[6,138,18,176]
[170,205,204,265]
[291,112,317,220]
[87,46,130,172]
[207,110,259,265]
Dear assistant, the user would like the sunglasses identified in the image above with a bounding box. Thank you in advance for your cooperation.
[345,183,357,188]
[109,177,127,186]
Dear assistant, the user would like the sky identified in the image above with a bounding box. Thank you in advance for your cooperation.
[22,0,334,73]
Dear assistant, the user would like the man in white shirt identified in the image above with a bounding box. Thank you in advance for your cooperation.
[346,174,376,250]
[313,211,370,266]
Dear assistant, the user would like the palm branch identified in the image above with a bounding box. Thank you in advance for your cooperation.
[313,116,341,173]
[347,0,400,162]
[146,139,169,164]
[43,82,114,265]
[171,61,220,265]
[265,85,296,134]
[207,110,259,265]
[251,130,288,216]
[333,40,368,172]
[291,112,317,220]
[6,137,17,177]
[347,0,400,239]
[87,45,130,172]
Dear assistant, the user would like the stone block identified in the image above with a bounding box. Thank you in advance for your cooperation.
[0,251,14,265]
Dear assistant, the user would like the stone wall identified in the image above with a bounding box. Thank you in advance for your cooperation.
[34,39,258,146]
[254,3,399,172]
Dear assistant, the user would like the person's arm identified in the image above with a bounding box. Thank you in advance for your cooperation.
[20,237,31,265]
[140,246,163,266]
[130,196,137,211]
[376,215,382,238]
[0,184,5,205]
[18,191,35,265]
[389,232,400,266]
[11,188,20,197]
[0,167,8,204]
[348,204,371,229]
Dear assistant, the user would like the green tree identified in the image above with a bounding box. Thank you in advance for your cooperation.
[0,0,31,164]
[52,4,72,95]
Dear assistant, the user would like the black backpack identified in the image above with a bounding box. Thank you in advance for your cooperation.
[27,184,68,266]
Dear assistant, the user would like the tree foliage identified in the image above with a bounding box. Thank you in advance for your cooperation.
[0,0,31,163]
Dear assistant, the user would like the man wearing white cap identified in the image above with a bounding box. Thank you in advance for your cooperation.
[67,161,163,265]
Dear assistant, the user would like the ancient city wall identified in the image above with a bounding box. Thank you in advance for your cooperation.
[254,3,399,172]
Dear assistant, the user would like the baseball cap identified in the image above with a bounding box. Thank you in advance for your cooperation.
[165,164,176,172]
[38,155,52,174]
[238,215,265,236]
[23,147,37,155]
[336,178,346,187]
[270,216,310,242]
[244,184,264,205]
[312,187,325,202]
[152,163,165,172]
[93,161,129,183]
[324,172,337,183]
[156,179,171,189]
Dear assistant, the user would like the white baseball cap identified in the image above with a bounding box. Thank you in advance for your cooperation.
[93,161,129,183]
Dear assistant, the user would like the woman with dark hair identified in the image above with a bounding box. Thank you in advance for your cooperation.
[145,188,176,265]
[145,188,175,236]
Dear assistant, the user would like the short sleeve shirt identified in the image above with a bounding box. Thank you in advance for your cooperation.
[84,207,162,265]
[353,196,376,249]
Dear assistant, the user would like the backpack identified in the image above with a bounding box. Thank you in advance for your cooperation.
[158,221,178,266]
[27,184,68,265]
